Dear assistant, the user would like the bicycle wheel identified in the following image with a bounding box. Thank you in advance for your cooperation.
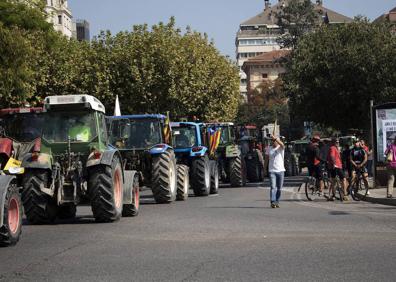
[335,179,344,202]
[349,178,361,201]
[305,178,318,201]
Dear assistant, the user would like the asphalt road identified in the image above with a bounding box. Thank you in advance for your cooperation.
[1,176,396,282]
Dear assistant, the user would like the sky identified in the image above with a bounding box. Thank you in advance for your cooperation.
[69,0,395,58]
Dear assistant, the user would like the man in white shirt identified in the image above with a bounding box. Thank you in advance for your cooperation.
[268,135,285,208]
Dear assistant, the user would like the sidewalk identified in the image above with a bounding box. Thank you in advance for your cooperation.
[357,187,396,206]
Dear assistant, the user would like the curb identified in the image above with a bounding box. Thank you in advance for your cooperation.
[357,193,396,206]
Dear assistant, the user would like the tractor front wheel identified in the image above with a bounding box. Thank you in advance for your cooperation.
[210,161,219,194]
[0,185,22,246]
[122,175,140,217]
[191,156,210,196]
[176,164,189,201]
[89,158,123,222]
[22,169,58,224]
[229,156,246,187]
[151,151,177,204]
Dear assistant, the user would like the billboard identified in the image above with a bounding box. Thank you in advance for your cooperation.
[376,108,396,162]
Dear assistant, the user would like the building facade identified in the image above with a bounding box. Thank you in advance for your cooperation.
[45,0,73,38]
[236,0,353,98]
[374,6,396,23]
[242,50,289,102]
[74,19,90,41]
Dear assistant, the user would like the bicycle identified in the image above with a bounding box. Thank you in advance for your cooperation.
[329,175,345,202]
[349,168,369,201]
[304,168,330,201]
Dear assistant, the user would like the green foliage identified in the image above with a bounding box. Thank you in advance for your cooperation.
[285,21,396,131]
[0,1,240,121]
[0,0,51,32]
[0,24,35,106]
[237,79,290,136]
[276,0,318,49]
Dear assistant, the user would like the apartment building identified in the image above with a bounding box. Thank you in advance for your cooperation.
[45,0,73,38]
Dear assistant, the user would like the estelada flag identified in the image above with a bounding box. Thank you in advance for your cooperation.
[163,112,171,145]
[208,126,221,156]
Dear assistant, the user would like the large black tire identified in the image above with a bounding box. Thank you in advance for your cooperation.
[0,185,22,247]
[210,161,219,194]
[151,150,177,204]
[176,165,189,201]
[191,156,210,196]
[229,156,246,187]
[122,175,140,217]
[22,169,58,224]
[246,152,261,182]
[89,158,123,222]
[57,205,77,220]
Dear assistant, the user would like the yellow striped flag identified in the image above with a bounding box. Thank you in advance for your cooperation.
[209,127,221,156]
[163,112,171,144]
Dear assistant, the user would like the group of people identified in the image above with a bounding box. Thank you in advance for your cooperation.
[306,136,371,201]
[266,134,374,208]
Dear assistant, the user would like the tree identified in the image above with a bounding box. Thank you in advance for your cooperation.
[237,78,290,136]
[276,0,319,49]
[285,20,396,131]
[0,0,51,32]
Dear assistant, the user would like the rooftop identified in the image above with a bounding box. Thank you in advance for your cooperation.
[243,50,290,64]
[240,1,353,28]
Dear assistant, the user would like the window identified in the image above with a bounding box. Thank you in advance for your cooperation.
[58,15,62,25]
[262,73,268,79]
[241,79,247,86]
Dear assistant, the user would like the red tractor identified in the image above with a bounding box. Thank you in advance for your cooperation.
[0,107,44,246]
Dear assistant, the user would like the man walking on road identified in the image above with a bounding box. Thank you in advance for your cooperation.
[269,135,285,208]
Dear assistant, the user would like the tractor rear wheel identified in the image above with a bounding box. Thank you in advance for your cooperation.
[89,158,123,222]
[230,156,246,187]
[151,150,177,203]
[210,161,219,194]
[22,169,58,224]
[122,175,140,217]
[176,165,189,201]
[0,185,22,246]
[191,156,210,196]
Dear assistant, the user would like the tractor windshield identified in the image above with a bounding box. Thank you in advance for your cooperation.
[41,111,97,143]
[219,126,232,145]
[0,113,45,142]
[172,125,197,148]
[110,118,162,149]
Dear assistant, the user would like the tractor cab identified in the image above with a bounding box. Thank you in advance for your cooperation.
[0,107,44,171]
[171,122,205,157]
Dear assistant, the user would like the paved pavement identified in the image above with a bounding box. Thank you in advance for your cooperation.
[1,176,395,282]
[358,187,396,206]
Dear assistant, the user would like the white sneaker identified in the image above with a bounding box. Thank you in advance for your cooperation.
[366,190,370,195]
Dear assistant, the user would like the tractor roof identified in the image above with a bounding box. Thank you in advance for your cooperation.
[206,122,234,126]
[170,121,203,127]
[111,114,166,120]
[0,107,44,116]
[44,95,105,114]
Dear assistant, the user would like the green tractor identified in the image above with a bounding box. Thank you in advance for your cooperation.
[107,115,180,204]
[20,95,139,224]
[207,122,246,187]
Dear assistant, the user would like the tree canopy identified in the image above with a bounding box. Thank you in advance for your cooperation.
[0,0,240,121]
[285,20,396,131]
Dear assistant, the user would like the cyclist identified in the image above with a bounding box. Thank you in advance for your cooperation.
[327,138,348,201]
[306,135,325,195]
[350,139,369,193]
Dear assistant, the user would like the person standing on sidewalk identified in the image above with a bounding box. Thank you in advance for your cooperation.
[384,137,396,198]
[269,135,285,208]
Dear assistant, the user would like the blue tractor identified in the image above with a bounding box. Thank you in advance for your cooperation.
[107,115,189,203]
[171,122,220,196]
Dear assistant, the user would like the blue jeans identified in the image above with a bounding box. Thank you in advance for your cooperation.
[269,172,284,204]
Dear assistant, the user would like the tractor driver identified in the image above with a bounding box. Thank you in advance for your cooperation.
[68,118,91,142]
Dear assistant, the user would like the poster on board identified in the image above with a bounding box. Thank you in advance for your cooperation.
[376,108,396,162]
